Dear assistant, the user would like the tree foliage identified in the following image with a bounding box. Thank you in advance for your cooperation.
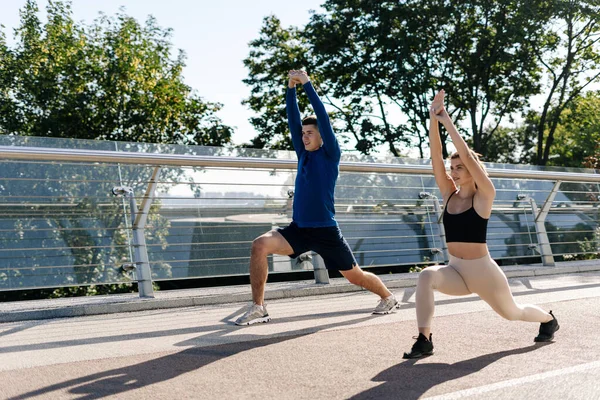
[0,0,233,146]
[308,0,552,158]
[0,1,232,297]
[241,16,372,153]
[243,0,600,165]
[532,0,600,165]
[546,91,600,167]
[241,16,314,150]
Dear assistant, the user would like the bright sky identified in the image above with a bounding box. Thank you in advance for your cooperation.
[1,0,325,146]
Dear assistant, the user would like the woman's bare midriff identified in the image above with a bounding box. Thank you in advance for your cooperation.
[447,242,489,260]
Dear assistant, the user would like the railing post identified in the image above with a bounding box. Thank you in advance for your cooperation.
[286,190,294,219]
[113,167,161,298]
[527,181,561,267]
[431,196,450,264]
[311,252,330,284]
[286,189,329,284]
[419,192,449,264]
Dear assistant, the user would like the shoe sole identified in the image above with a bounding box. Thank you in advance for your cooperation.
[534,324,560,342]
[372,309,396,315]
[403,349,434,359]
[235,316,271,326]
[372,301,400,315]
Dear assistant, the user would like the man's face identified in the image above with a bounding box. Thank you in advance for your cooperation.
[302,124,322,151]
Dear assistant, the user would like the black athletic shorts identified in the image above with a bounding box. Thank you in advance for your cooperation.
[277,222,357,271]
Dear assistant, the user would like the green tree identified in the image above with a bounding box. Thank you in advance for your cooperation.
[243,0,551,159]
[0,1,231,297]
[306,1,415,156]
[242,16,371,153]
[0,0,233,146]
[497,90,600,167]
[583,147,600,169]
[546,91,600,168]
[532,0,600,165]
[241,16,313,150]
[481,123,536,164]
[435,0,551,156]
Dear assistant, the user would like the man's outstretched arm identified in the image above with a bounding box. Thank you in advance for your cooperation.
[286,72,305,157]
[295,71,341,160]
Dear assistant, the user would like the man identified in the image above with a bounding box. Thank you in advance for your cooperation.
[235,70,398,325]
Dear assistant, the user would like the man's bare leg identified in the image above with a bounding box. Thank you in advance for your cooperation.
[340,265,392,298]
[249,230,294,305]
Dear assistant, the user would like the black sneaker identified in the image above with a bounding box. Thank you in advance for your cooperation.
[403,333,434,359]
[534,311,559,342]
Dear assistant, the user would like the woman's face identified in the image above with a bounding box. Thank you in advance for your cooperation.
[450,157,472,185]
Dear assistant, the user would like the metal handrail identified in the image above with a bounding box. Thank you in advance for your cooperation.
[0,144,598,296]
[1,145,599,182]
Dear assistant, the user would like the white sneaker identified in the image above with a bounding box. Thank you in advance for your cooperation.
[372,294,399,314]
[235,303,271,325]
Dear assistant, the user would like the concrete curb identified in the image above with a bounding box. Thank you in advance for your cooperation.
[1,261,599,323]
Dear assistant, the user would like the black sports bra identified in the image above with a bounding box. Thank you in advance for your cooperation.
[443,191,489,243]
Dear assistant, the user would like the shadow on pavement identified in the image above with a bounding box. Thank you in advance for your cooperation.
[0,305,375,354]
[0,320,49,338]
[350,342,551,400]
[7,314,375,400]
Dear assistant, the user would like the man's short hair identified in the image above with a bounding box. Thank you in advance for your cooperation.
[302,115,318,127]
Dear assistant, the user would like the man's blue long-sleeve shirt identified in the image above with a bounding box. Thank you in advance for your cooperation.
[286,82,341,228]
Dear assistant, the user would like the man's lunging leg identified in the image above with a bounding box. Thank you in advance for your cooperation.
[249,237,270,306]
[341,265,400,314]
[235,230,294,326]
[341,265,391,297]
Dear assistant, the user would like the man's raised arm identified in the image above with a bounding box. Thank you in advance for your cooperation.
[286,71,305,157]
[295,71,341,160]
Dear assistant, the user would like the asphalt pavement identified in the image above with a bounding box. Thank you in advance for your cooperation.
[1,267,599,399]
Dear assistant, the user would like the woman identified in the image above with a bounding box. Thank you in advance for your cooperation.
[403,90,559,359]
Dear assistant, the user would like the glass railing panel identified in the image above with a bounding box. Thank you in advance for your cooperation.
[1,135,598,290]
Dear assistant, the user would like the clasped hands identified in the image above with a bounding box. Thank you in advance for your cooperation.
[288,70,309,87]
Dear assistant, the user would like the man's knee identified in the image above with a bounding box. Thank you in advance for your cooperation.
[251,235,273,257]
[342,265,363,285]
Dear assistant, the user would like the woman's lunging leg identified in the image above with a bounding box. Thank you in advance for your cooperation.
[415,264,472,335]
[467,259,552,323]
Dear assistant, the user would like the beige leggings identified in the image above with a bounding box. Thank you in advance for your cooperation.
[416,254,551,328]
